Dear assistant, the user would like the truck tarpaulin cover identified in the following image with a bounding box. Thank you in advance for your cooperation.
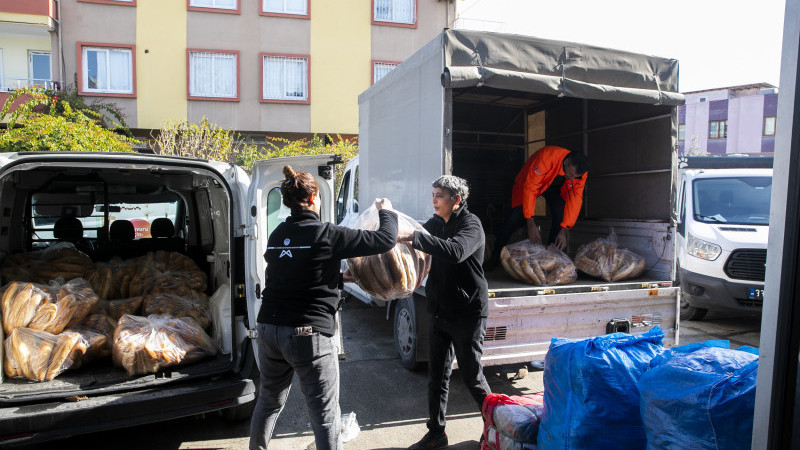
[538,327,665,450]
[638,342,759,450]
[442,29,684,106]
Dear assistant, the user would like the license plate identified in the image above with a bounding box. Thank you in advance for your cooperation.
[748,288,764,300]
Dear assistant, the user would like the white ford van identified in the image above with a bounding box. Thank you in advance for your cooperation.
[676,158,772,320]
[0,151,339,446]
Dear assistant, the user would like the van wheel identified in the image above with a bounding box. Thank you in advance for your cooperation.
[394,296,428,371]
[680,296,708,321]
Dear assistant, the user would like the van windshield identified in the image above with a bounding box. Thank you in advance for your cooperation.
[692,176,771,225]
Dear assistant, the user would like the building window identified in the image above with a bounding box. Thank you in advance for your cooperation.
[188,51,238,99]
[261,54,309,102]
[29,51,51,88]
[262,0,307,16]
[190,0,237,11]
[709,120,727,139]
[678,123,685,141]
[372,61,398,84]
[374,0,415,25]
[80,45,134,95]
[764,116,776,136]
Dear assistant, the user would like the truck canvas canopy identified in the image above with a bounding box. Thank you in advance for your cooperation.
[441,29,684,106]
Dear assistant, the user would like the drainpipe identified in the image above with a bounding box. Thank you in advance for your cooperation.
[56,0,64,90]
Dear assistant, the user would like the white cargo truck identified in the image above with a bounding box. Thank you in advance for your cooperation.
[336,29,685,369]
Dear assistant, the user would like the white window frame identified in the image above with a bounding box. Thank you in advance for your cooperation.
[190,0,237,10]
[189,51,238,99]
[262,0,307,15]
[28,51,51,87]
[373,61,397,84]
[764,116,776,137]
[261,55,308,102]
[81,46,133,95]
[373,0,415,25]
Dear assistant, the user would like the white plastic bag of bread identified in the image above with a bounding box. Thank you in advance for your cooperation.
[500,242,578,285]
[345,204,432,301]
[102,251,208,300]
[112,314,217,376]
[0,244,94,285]
[1,282,51,334]
[3,327,87,381]
[141,293,211,329]
[574,230,647,282]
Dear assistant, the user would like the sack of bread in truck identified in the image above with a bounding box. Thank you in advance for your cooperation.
[500,242,578,286]
[574,230,646,282]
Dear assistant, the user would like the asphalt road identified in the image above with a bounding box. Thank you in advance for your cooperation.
[19,299,763,450]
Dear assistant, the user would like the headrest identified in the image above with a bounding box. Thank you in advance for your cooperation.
[150,217,175,238]
[109,220,135,242]
[53,217,84,241]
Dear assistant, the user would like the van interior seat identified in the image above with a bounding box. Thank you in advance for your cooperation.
[141,218,184,253]
[106,219,141,259]
[53,217,94,255]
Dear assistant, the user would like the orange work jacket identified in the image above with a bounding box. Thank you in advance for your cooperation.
[510,146,587,229]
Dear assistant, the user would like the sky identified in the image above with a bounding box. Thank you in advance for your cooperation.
[455,0,786,93]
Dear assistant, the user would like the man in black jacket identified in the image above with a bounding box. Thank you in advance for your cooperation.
[404,175,492,450]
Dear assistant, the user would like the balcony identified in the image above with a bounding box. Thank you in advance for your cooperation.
[0,0,56,21]
[0,78,60,92]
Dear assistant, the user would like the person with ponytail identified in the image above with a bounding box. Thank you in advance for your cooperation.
[250,165,399,450]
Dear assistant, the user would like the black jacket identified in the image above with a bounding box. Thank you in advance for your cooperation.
[258,209,398,335]
[411,203,489,319]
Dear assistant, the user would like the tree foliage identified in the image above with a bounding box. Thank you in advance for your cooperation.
[0,88,137,153]
[237,135,358,186]
[152,117,257,162]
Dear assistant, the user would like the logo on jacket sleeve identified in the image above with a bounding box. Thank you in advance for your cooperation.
[533,167,542,175]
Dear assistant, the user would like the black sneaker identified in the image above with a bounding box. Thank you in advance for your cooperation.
[408,430,448,449]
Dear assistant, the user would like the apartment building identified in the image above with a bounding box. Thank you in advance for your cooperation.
[1,0,455,140]
[678,83,779,155]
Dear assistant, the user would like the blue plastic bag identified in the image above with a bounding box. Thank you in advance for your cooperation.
[638,343,758,450]
[537,327,665,450]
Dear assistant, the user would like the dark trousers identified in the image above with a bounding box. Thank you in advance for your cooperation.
[490,183,566,266]
[426,313,492,433]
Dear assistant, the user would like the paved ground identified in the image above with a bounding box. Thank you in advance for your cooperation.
[20,299,763,450]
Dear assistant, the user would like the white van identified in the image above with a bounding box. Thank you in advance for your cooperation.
[0,151,339,446]
[676,161,772,320]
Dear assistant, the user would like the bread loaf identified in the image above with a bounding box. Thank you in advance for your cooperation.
[573,234,647,282]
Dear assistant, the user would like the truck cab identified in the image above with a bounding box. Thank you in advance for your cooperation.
[676,162,772,320]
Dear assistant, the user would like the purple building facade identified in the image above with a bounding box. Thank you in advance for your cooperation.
[678,83,778,155]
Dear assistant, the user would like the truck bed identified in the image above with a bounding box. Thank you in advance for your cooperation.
[484,266,672,298]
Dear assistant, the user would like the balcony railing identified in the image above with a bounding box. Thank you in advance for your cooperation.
[0,78,61,92]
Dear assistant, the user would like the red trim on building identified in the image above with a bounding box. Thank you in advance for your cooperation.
[186,0,241,15]
[370,0,417,29]
[0,0,56,15]
[76,42,137,98]
[259,0,310,19]
[371,59,401,84]
[259,52,311,105]
[77,0,137,6]
[186,48,241,102]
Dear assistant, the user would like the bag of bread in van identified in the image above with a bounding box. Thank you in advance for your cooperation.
[500,242,577,285]
[1,282,51,334]
[574,230,646,282]
[4,327,87,381]
[47,278,101,328]
[345,204,432,301]
[142,293,211,329]
[112,314,216,376]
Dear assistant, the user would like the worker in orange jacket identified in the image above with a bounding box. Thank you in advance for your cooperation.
[485,146,589,270]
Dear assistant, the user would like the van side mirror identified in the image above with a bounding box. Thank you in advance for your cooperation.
[352,200,359,214]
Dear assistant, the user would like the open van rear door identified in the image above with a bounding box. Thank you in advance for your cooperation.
[245,155,339,365]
